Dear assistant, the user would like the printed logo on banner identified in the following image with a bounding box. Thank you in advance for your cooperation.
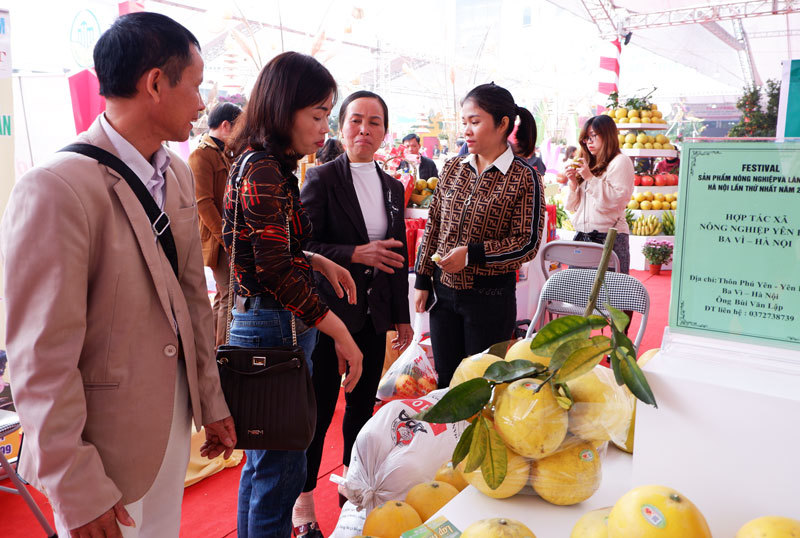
[70,10,101,68]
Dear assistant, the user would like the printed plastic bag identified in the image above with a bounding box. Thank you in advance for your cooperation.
[377,318,437,401]
[335,389,467,514]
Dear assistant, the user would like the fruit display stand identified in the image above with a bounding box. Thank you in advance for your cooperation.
[430,446,633,536]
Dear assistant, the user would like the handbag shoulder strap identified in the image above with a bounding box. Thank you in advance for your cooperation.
[60,143,179,278]
[224,150,275,345]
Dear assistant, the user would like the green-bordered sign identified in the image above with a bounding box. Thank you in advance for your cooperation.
[669,142,800,349]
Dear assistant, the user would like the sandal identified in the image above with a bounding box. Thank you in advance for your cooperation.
[293,521,324,538]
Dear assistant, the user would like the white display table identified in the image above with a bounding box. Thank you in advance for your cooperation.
[633,328,800,535]
[430,446,632,536]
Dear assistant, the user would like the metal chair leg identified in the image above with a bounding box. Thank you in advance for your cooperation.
[0,453,57,537]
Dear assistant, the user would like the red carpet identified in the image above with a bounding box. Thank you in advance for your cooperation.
[0,269,671,537]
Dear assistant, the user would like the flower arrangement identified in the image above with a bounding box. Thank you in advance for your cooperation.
[642,239,673,265]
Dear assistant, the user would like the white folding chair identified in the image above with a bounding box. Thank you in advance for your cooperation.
[540,240,620,279]
[525,268,650,353]
[0,409,57,537]
[531,240,621,328]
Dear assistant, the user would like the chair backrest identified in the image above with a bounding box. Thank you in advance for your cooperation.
[527,268,650,352]
[540,240,620,278]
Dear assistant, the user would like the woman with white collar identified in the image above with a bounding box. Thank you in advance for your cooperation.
[414,82,545,388]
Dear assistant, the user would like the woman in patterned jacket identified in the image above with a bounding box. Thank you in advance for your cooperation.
[222,52,363,538]
[413,83,546,387]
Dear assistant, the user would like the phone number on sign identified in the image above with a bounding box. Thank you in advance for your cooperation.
[748,311,795,322]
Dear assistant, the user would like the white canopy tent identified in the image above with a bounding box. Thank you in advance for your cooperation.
[547,0,800,89]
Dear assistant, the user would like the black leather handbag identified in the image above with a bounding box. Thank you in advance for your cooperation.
[216,151,316,451]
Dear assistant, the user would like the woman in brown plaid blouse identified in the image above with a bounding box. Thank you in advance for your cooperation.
[414,83,546,387]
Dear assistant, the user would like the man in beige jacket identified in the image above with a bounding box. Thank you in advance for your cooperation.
[0,13,235,538]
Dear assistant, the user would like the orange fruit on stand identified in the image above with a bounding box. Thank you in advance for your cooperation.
[362,501,423,538]
[434,460,469,491]
[404,480,459,522]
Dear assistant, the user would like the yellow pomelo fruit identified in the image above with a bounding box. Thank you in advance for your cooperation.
[624,133,637,145]
[652,142,663,150]
[571,507,612,538]
[434,460,469,491]
[644,191,655,201]
[608,485,711,537]
[404,481,459,522]
[449,353,505,388]
[651,200,662,210]
[650,104,658,111]
[495,378,568,459]
[655,134,667,144]
[615,108,628,119]
[640,110,652,119]
[640,117,651,123]
[363,501,423,538]
[636,133,647,144]
[567,368,634,443]
[633,142,644,150]
[627,201,639,210]
[505,339,551,366]
[628,109,640,118]
[634,193,646,203]
[531,439,601,505]
[622,142,633,149]
[462,518,537,538]
[618,117,629,124]
[736,516,800,537]
[618,134,626,145]
[459,442,530,499]
[644,143,653,150]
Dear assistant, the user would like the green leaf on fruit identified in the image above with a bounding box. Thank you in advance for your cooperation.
[619,352,658,408]
[483,359,546,383]
[555,396,573,410]
[530,316,597,356]
[549,335,611,372]
[464,417,488,473]
[553,336,613,383]
[452,420,475,468]
[606,304,630,332]
[413,378,492,423]
[481,419,508,490]
[610,350,625,386]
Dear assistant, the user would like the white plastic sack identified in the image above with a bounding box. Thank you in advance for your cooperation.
[330,501,366,538]
[335,389,467,514]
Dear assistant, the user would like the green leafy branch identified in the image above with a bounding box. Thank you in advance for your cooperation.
[413,229,656,489]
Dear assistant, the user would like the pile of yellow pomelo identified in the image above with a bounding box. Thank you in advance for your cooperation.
[447,342,633,506]
[618,132,674,151]
[606,104,667,124]
[628,191,678,211]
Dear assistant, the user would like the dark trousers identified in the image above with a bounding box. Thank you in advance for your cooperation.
[303,318,386,492]
[429,272,517,388]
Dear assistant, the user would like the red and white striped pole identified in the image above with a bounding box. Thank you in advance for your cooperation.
[598,38,621,102]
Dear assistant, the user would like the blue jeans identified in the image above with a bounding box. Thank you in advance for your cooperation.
[231,300,319,538]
